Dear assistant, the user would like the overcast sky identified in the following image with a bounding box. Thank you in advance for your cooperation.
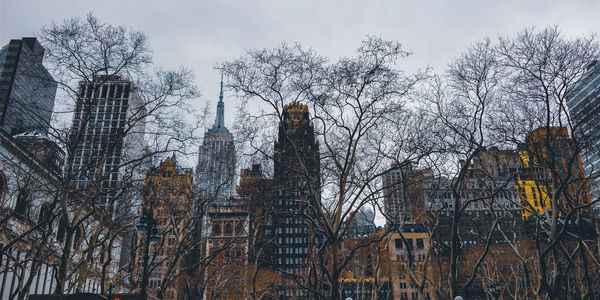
[2,0,600,128]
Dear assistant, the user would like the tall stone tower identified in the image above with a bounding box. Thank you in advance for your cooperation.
[272,101,320,298]
[196,73,235,200]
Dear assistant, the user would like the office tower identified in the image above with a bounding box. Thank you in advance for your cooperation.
[517,127,591,219]
[272,102,320,298]
[567,61,600,215]
[70,76,146,210]
[135,156,193,300]
[237,164,275,263]
[383,162,415,225]
[196,74,235,200]
[383,162,434,226]
[0,37,57,135]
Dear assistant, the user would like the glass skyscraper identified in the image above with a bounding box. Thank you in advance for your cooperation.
[0,38,57,135]
[567,60,600,216]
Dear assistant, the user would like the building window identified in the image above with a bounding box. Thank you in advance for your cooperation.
[406,238,414,249]
[224,223,233,236]
[38,203,50,224]
[14,188,30,216]
[73,226,82,250]
[235,222,243,234]
[394,238,403,249]
[212,224,221,236]
[0,172,6,198]
[416,238,424,249]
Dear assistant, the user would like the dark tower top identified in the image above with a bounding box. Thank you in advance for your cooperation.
[274,102,320,189]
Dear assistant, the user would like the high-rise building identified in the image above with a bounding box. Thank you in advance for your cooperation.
[383,162,433,226]
[237,163,275,264]
[203,196,249,299]
[567,60,600,215]
[69,76,146,211]
[196,74,235,200]
[272,102,320,298]
[0,37,57,135]
[135,155,193,300]
[516,127,592,219]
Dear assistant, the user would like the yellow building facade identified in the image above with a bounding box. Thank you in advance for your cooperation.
[135,156,193,300]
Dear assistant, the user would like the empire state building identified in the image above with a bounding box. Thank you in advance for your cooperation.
[196,73,235,200]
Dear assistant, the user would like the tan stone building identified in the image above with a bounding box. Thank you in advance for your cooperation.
[134,156,193,300]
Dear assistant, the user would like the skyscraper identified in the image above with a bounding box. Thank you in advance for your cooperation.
[196,73,235,200]
[69,76,146,211]
[383,162,433,226]
[567,60,600,215]
[272,102,320,298]
[517,127,591,219]
[135,155,193,300]
[0,37,57,135]
[383,162,414,225]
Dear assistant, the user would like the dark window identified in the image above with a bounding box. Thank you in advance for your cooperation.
[0,172,5,197]
[212,224,221,235]
[224,223,233,236]
[416,238,424,249]
[236,222,244,234]
[85,85,92,98]
[115,85,123,98]
[57,218,67,242]
[73,227,82,250]
[406,239,414,249]
[14,188,30,216]
[123,85,130,98]
[109,85,115,98]
[38,203,50,224]
[79,85,85,97]
[394,238,403,249]
[101,85,108,98]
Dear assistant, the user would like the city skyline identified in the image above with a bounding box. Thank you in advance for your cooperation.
[0,3,599,299]
[2,0,600,144]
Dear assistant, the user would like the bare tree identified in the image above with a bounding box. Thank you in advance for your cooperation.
[35,13,199,295]
[410,26,600,299]
[222,37,429,299]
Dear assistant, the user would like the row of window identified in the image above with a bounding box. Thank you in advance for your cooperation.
[278,257,308,265]
[211,222,245,236]
[79,83,131,100]
[394,238,425,250]
[278,247,308,255]
[278,237,308,245]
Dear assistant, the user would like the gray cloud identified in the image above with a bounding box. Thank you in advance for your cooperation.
[2,0,599,159]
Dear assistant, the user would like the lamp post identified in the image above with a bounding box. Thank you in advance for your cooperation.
[108,279,113,295]
[490,283,501,300]
[137,202,159,300]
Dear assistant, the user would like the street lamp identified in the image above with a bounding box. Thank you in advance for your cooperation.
[488,283,501,300]
[108,280,113,295]
[137,203,158,300]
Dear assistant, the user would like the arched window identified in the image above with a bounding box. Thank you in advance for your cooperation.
[73,226,82,250]
[224,223,233,236]
[212,223,221,236]
[235,222,244,234]
[38,203,51,225]
[14,188,30,216]
[57,217,67,242]
[0,172,6,199]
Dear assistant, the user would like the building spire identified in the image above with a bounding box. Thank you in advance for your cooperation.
[214,70,225,129]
